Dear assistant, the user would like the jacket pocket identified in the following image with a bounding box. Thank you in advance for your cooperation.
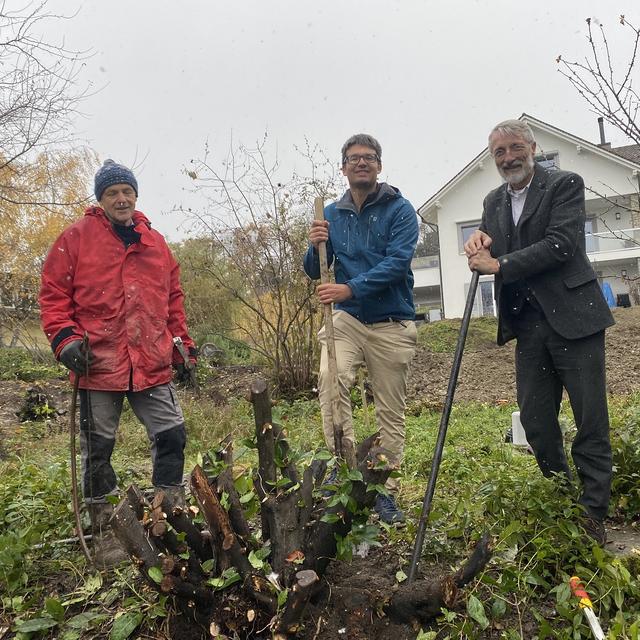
[564,269,596,289]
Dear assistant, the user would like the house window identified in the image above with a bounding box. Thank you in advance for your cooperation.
[458,221,481,253]
[535,152,559,170]
[465,278,496,317]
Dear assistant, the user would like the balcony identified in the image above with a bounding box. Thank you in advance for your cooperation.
[586,227,640,261]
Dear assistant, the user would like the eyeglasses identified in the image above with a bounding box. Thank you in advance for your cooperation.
[343,153,379,165]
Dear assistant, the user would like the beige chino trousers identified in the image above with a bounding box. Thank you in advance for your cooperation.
[318,310,417,491]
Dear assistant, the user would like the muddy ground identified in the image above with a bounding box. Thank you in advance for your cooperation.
[405,305,640,408]
[0,306,639,638]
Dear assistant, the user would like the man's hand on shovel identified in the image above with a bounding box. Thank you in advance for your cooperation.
[316,283,352,304]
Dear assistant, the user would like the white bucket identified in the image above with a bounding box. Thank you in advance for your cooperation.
[511,411,530,447]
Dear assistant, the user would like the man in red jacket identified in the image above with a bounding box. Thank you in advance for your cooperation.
[40,160,196,566]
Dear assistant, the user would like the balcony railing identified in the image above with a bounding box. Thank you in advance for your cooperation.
[586,227,640,254]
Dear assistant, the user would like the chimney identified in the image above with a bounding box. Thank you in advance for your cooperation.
[597,117,611,149]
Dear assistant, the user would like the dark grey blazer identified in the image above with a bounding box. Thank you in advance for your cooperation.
[480,163,614,345]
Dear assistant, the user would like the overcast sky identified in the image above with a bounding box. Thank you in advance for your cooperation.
[44,1,638,240]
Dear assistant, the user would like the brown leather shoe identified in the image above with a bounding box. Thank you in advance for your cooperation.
[92,529,129,568]
[89,503,128,568]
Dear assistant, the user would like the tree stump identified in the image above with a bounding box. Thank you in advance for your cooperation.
[111,377,493,637]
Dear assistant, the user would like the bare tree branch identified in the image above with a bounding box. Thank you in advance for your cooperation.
[176,136,340,393]
[558,16,640,144]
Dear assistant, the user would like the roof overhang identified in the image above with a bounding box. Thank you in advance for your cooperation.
[418,113,640,223]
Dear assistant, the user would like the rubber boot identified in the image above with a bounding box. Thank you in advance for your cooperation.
[89,503,128,569]
[159,485,187,513]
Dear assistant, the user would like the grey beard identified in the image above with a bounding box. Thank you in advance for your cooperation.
[500,156,535,186]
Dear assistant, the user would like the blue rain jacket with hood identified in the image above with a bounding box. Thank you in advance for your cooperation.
[303,182,419,324]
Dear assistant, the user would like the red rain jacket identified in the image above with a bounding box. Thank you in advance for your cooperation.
[39,206,196,391]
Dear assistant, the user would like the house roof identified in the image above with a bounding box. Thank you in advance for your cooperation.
[418,113,640,222]
[611,144,640,163]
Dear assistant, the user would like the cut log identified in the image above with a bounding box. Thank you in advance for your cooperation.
[158,491,213,562]
[191,465,248,572]
[385,576,457,624]
[126,484,147,520]
[113,488,216,610]
[212,437,253,544]
[275,569,319,635]
[453,531,493,587]
[384,533,493,624]
[111,497,162,584]
[251,378,276,541]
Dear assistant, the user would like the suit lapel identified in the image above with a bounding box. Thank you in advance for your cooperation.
[496,186,512,244]
[517,164,547,228]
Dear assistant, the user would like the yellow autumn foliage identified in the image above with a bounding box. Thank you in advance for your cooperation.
[0,148,97,331]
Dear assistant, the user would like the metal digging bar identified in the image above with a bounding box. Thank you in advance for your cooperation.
[408,270,480,583]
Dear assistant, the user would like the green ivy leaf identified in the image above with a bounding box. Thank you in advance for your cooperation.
[491,598,506,618]
[207,567,241,590]
[148,566,163,584]
[248,550,265,570]
[320,513,340,523]
[15,617,58,633]
[467,594,489,629]
[239,491,255,504]
[109,611,142,640]
[45,597,65,622]
[277,588,289,608]
[66,611,109,629]
[346,469,363,482]
[201,559,215,573]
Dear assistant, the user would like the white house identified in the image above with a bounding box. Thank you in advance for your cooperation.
[415,114,640,319]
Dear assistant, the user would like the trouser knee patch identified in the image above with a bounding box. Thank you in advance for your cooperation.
[152,424,186,486]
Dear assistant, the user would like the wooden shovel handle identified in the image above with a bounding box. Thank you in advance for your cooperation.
[313,197,345,460]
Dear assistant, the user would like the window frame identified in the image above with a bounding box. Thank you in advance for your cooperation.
[457,220,482,254]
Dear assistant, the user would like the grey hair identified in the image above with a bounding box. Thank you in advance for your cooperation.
[488,120,536,151]
[341,134,382,164]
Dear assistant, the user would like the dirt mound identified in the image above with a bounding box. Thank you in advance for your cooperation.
[406,305,640,407]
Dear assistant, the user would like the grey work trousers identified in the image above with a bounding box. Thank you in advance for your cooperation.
[79,382,186,503]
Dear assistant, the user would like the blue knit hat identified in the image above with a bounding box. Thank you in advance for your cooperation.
[94,159,138,201]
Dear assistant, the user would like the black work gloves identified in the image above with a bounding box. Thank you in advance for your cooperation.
[59,340,94,376]
[174,361,197,386]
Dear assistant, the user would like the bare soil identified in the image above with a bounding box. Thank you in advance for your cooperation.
[406,305,640,408]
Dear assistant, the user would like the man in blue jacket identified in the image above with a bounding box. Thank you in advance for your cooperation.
[304,133,419,523]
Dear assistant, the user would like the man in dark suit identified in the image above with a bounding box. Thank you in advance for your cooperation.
[464,119,614,544]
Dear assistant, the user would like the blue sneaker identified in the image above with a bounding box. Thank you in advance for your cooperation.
[320,467,338,497]
[374,494,405,524]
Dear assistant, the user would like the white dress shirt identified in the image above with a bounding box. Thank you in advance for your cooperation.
[507,175,534,226]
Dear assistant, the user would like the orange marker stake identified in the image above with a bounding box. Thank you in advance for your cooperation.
[569,576,605,640]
